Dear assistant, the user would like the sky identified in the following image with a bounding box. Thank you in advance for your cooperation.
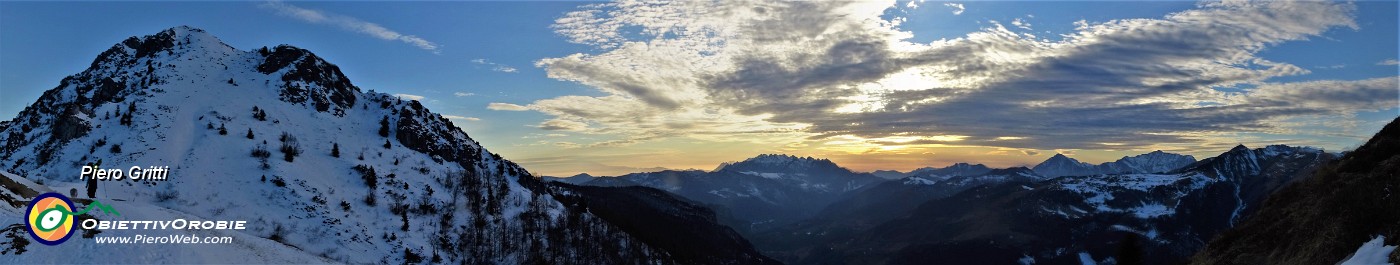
[1,0,1397,177]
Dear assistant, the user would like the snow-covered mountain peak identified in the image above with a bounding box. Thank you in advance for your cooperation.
[1035,150,1196,177]
[81,25,361,116]
[1115,150,1197,174]
[1176,144,1327,181]
[94,26,237,69]
[0,27,712,263]
[744,154,826,164]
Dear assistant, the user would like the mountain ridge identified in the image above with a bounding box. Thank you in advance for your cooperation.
[788,144,1329,264]
[1033,150,1197,178]
[1191,117,1400,265]
[0,26,770,264]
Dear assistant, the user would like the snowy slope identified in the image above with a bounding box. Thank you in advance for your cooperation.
[0,199,332,263]
[0,26,700,264]
[1338,235,1397,265]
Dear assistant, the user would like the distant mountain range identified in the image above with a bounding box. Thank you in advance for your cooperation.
[861,151,1195,180]
[1033,150,1198,178]
[547,146,1330,264]
[865,162,995,180]
[816,144,1330,265]
[548,154,884,233]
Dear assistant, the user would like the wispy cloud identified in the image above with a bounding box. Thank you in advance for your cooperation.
[539,119,589,131]
[259,1,440,53]
[442,115,480,121]
[944,3,965,15]
[393,93,425,101]
[471,59,518,73]
[487,102,530,111]
[1379,59,1399,66]
[454,92,475,97]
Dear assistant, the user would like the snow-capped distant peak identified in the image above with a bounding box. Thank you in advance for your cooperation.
[742,154,824,164]
[717,154,844,174]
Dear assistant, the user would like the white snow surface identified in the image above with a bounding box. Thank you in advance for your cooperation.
[1339,235,1397,265]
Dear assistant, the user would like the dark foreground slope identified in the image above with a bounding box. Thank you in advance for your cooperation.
[548,183,781,265]
[1192,116,1400,265]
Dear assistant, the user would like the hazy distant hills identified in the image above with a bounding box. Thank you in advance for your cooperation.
[865,162,994,180]
[861,151,1194,180]
[548,154,884,233]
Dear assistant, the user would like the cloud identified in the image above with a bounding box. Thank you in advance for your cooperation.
[1011,18,1032,30]
[1380,59,1400,66]
[1020,150,1040,156]
[944,3,965,15]
[393,93,425,101]
[526,0,1388,152]
[1245,77,1398,113]
[539,119,589,131]
[486,102,530,111]
[442,115,480,121]
[454,92,475,97]
[259,1,439,53]
[471,59,519,73]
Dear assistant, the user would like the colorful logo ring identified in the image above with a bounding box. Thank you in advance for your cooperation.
[25,192,77,246]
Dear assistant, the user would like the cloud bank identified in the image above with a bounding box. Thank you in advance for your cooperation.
[527,0,1395,152]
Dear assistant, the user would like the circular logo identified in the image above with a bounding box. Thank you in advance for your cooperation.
[25,193,76,245]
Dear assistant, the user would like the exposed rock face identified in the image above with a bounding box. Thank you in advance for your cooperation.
[256,45,358,113]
